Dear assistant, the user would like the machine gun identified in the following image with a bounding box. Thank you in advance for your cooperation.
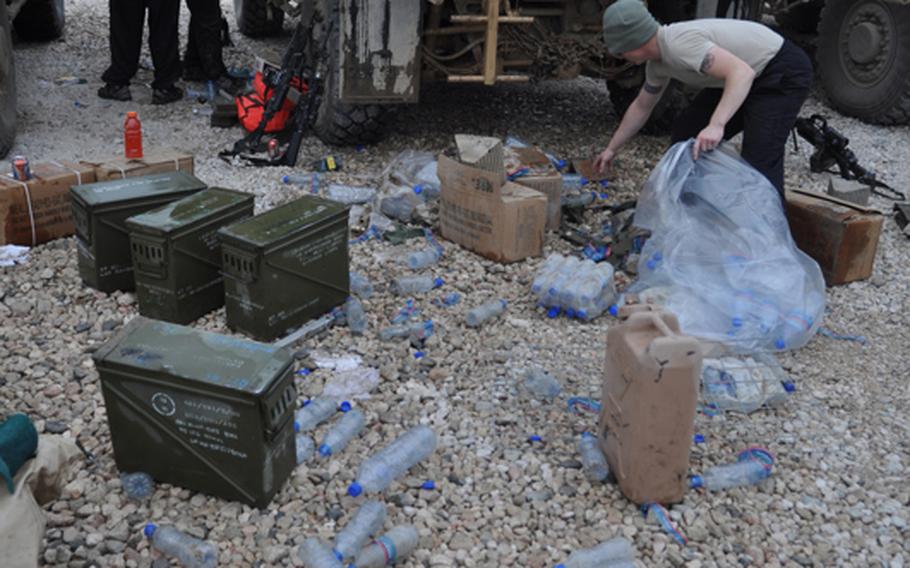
[221,4,330,167]
[793,114,905,201]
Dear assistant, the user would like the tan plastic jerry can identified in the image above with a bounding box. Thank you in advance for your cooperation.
[598,310,703,504]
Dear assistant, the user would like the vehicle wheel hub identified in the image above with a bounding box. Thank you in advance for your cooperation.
[839,2,895,87]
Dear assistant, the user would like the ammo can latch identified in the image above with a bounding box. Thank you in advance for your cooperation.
[131,235,169,279]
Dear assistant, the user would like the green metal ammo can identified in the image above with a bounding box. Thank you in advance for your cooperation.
[217,195,350,341]
[125,188,255,324]
[93,316,297,508]
[71,172,207,293]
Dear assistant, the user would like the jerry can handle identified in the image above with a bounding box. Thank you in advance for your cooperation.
[623,310,681,337]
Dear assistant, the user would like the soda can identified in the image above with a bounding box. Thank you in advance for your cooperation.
[12,156,31,181]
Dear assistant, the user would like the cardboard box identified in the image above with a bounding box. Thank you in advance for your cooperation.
[504,146,563,231]
[785,189,883,285]
[83,148,194,181]
[438,154,546,263]
[0,161,96,246]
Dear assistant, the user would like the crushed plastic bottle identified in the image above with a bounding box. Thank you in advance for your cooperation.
[554,537,634,568]
[347,425,437,497]
[349,525,420,568]
[578,433,609,482]
[344,297,367,336]
[282,173,321,193]
[562,191,597,208]
[332,500,387,561]
[144,523,217,568]
[689,458,771,491]
[378,320,433,343]
[325,184,377,205]
[405,247,442,270]
[121,471,153,500]
[350,272,374,299]
[295,397,338,432]
[390,275,443,295]
[299,538,343,568]
[295,423,316,465]
[561,173,589,191]
[465,299,507,328]
[319,409,366,457]
[379,195,416,223]
[522,368,561,400]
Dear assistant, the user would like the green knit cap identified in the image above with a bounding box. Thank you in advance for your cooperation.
[602,0,660,55]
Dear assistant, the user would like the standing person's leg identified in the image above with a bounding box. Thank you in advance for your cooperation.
[185,0,225,81]
[670,88,744,145]
[147,0,182,102]
[183,0,203,81]
[739,40,813,198]
[100,0,145,100]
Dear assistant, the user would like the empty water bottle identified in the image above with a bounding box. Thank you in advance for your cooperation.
[412,183,440,200]
[390,275,443,295]
[522,368,561,400]
[554,537,634,568]
[296,426,316,465]
[465,299,507,328]
[332,501,387,561]
[121,471,153,500]
[562,191,596,208]
[350,525,420,568]
[775,310,814,350]
[348,425,437,496]
[320,409,366,457]
[325,184,377,205]
[144,523,217,568]
[282,173,321,193]
[380,195,416,223]
[379,320,432,342]
[405,247,442,270]
[578,433,609,482]
[295,397,338,432]
[689,459,771,491]
[350,272,374,299]
[345,297,367,335]
[561,173,589,191]
[531,254,566,295]
[299,538,343,568]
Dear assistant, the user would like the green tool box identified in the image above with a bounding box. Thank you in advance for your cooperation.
[93,316,297,508]
[71,172,207,293]
[126,188,254,324]
[217,195,350,341]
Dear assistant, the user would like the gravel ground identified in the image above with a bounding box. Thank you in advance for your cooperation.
[1,1,909,567]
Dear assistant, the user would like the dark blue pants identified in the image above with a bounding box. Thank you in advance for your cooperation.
[670,39,813,198]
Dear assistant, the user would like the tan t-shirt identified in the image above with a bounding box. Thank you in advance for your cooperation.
[645,19,784,90]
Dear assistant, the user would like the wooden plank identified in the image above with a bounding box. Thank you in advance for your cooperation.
[449,15,534,23]
[483,0,501,86]
[447,75,530,83]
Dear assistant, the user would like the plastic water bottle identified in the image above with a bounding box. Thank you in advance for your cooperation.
[390,275,443,295]
[541,257,581,308]
[522,368,561,400]
[345,297,367,335]
[578,433,609,482]
[690,459,771,491]
[295,419,316,464]
[379,195,416,223]
[295,397,338,432]
[775,310,814,350]
[347,426,437,497]
[561,173,588,190]
[379,320,432,342]
[143,524,217,568]
[413,183,440,201]
[319,409,366,457]
[465,299,507,328]
[121,471,153,500]
[349,525,420,568]
[562,191,596,208]
[554,537,634,568]
[405,247,442,270]
[576,263,616,321]
[299,538,343,568]
[531,254,566,295]
[325,184,376,205]
[350,272,374,299]
[282,173,321,193]
[332,501,387,561]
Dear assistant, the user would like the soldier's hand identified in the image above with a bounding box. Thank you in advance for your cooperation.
[594,147,616,174]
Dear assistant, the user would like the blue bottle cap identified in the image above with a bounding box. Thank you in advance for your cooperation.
[580,177,588,185]
[421,480,435,490]
[281,175,290,184]
[556,564,567,568]
[565,308,576,318]
[547,307,560,318]
[413,185,423,194]
[347,482,363,497]
[599,192,609,199]
[608,304,619,317]
[600,179,610,188]
[414,351,425,359]
[302,399,311,407]
[646,260,657,270]
[689,475,704,489]
[433,278,444,288]
[528,435,542,443]
[693,434,705,444]
[653,252,663,261]
[576,309,587,320]
[775,338,786,350]
[339,401,352,412]
[299,368,311,376]
[782,381,796,392]
[294,421,300,433]
[556,159,566,170]
[319,444,332,457]
[581,431,594,439]
[143,523,157,538]
[333,549,344,561]
[732,317,743,328]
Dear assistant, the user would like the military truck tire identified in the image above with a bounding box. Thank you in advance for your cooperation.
[313,18,389,146]
[0,1,17,158]
[13,0,65,42]
[234,0,284,38]
[817,0,910,125]
[774,0,823,33]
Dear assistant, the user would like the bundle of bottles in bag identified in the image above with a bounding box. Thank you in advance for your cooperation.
[531,254,617,320]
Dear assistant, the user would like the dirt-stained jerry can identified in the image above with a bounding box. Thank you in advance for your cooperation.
[598,310,703,504]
